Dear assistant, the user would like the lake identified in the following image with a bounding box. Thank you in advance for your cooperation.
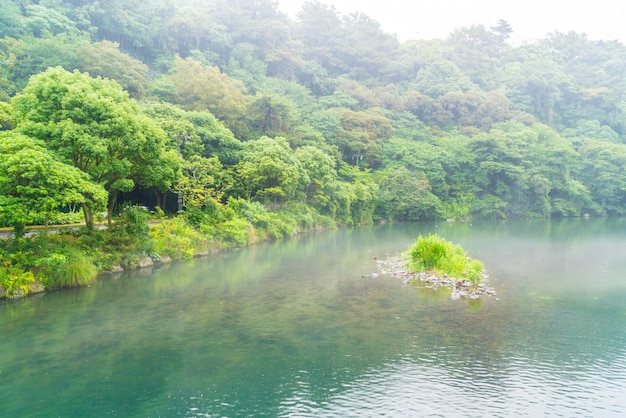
[1,219,626,417]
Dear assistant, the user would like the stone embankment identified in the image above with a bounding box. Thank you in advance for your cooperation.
[371,255,497,300]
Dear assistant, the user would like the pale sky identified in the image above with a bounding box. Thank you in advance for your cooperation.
[278,0,626,44]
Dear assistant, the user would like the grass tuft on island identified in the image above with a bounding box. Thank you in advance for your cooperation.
[407,233,484,284]
[375,234,496,300]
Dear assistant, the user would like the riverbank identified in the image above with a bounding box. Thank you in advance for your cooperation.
[0,207,336,300]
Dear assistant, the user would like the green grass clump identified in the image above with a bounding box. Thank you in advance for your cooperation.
[48,249,98,288]
[407,234,484,283]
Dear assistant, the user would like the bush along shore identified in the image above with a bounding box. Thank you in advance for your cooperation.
[374,234,497,300]
[0,203,335,300]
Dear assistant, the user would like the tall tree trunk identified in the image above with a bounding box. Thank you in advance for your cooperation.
[154,188,162,210]
[82,202,94,231]
[107,190,118,227]
[153,189,168,210]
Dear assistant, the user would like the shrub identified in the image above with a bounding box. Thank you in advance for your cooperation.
[119,204,151,237]
[151,218,207,259]
[0,262,35,298]
[212,217,250,247]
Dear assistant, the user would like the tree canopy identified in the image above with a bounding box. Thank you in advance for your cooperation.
[1,0,626,227]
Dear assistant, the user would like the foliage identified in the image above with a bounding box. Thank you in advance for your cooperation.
[167,57,251,138]
[46,248,98,289]
[77,40,149,98]
[0,262,35,299]
[376,167,442,221]
[118,205,151,238]
[150,217,208,259]
[236,136,309,203]
[0,132,107,236]
[12,67,176,227]
[5,0,626,295]
[407,234,484,284]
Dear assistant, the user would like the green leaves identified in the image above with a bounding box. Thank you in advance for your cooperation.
[236,136,309,203]
[0,132,107,235]
[376,167,442,221]
[12,67,174,226]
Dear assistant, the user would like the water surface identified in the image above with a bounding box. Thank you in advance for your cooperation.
[1,219,625,417]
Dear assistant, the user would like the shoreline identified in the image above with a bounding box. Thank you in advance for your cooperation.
[0,223,331,301]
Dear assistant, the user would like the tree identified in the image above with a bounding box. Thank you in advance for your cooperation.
[446,23,511,90]
[85,0,175,62]
[333,107,395,168]
[169,57,251,139]
[236,136,308,204]
[77,40,149,98]
[248,93,299,137]
[414,61,476,99]
[293,1,345,73]
[0,0,25,38]
[12,67,177,227]
[22,4,81,38]
[0,102,13,130]
[333,164,378,225]
[294,145,337,208]
[179,155,224,210]
[577,139,626,215]
[505,50,574,125]
[382,137,455,200]
[3,33,83,91]
[0,132,107,236]
[376,167,442,221]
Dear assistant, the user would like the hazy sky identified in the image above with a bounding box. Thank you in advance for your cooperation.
[277,0,626,44]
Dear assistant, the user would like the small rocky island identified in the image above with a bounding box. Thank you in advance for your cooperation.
[373,234,497,300]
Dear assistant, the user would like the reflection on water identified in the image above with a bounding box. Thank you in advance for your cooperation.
[1,219,626,417]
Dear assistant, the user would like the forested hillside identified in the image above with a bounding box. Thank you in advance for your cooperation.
[3,0,626,232]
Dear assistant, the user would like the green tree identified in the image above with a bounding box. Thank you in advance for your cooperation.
[376,166,442,221]
[578,139,626,215]
[85,0,175,62]
[236,136,308,204]
[334,107,395,168]
[0,102,13,130]
[294,145,337,208]
[248,93,299,137]
[446,23,511,90]
[505,50,574,125]
[3,33,84,90]
[332,164,378,225]
[12,67,176,227]
[77,40,149,98]
[22,4,81,38]
[0,132,107,236]
[0,0,24,38]
[169,57,251,139]
[179,155,224,210]
[414,61,476,99]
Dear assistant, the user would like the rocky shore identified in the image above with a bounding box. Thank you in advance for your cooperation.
[372,255,498,300]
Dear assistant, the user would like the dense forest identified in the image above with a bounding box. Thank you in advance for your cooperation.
[2,0,626,294]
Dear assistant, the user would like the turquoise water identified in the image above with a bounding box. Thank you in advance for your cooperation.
[1,219,626,417]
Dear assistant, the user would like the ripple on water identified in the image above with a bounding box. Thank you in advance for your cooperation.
[277,352,626,417]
